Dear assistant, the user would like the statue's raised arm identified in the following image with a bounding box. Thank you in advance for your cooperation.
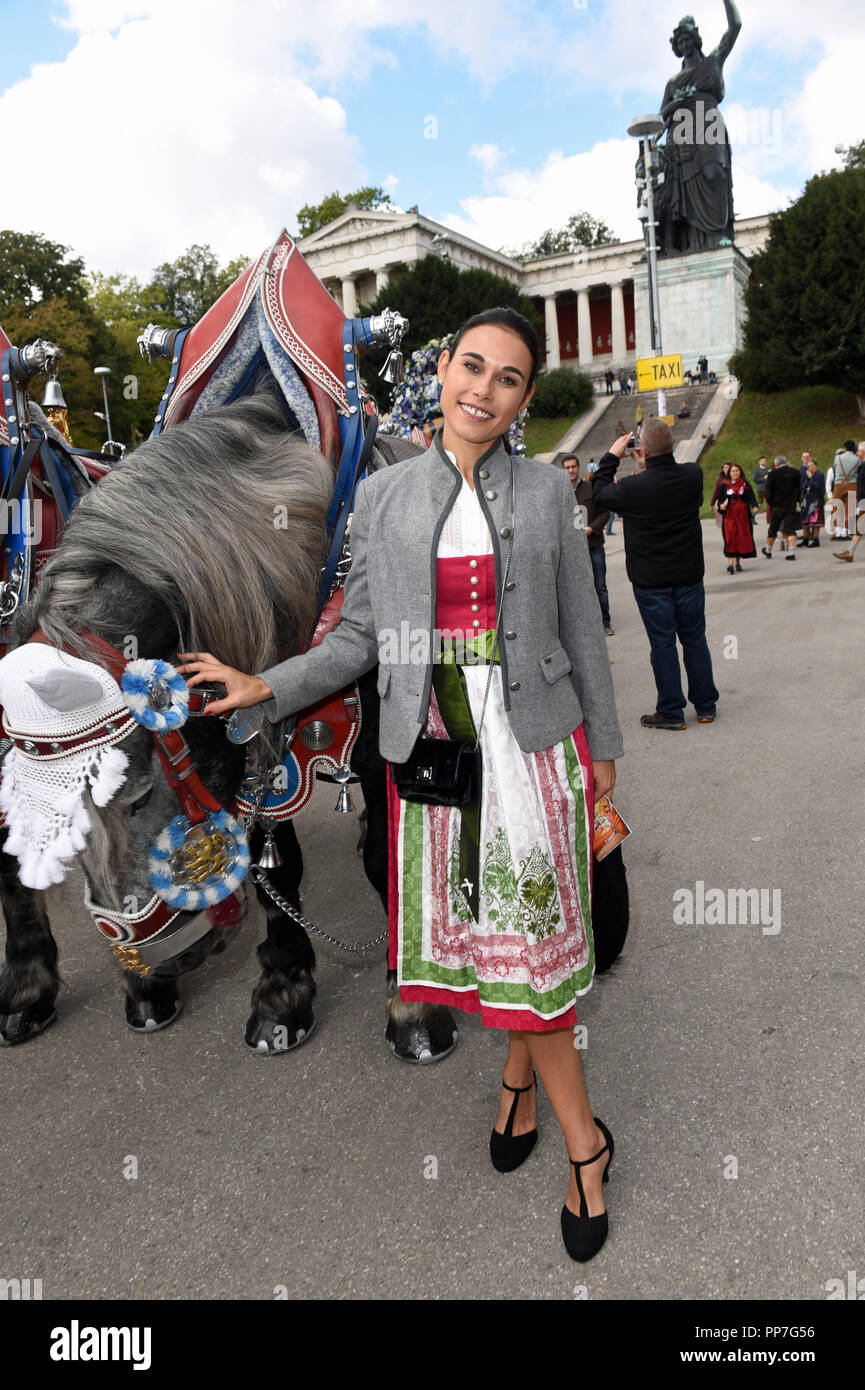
[713,0,742,66]
[652,2,744,255]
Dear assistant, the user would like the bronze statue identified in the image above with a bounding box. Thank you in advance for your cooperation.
[653,2,742,255]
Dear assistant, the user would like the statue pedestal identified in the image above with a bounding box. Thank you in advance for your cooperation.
[632,245,751,378]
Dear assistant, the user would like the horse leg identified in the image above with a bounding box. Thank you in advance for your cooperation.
[244,819,317,1054]
[0,832,60,1044]
[123,916,234,1032]
[353,669,458,1064]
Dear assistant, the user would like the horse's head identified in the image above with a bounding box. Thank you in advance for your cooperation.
[0,380,331,965]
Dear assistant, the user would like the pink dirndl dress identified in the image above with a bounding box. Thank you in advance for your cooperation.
[386,476,595,1032]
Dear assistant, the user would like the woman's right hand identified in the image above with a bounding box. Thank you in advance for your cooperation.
[176,652,273,717]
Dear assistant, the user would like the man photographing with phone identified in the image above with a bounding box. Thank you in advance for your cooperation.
[592,419,719,730]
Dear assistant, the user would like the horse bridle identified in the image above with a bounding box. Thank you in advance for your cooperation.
[2,628,239,975]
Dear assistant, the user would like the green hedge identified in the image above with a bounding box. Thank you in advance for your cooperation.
[530,367,594,418]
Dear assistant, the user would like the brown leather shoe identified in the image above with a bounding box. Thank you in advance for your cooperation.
[834,552,853,562]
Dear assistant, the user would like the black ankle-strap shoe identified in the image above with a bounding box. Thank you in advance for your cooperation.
[490,1074,538,1173]
[561,1119,615,1262]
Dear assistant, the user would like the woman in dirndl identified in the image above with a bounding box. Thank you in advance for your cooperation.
[179,308,624,1262]
[718,463,758,571]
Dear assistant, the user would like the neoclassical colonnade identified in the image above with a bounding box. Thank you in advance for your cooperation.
[334,265,400,317]
[539,280,636,372]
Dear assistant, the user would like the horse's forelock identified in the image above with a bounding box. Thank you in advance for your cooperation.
[28,385,334,676]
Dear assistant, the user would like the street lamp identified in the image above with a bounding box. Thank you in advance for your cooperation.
[93,366,113,445]
[628,114,667,417]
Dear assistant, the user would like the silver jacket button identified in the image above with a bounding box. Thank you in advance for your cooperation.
[479,468,489,479]
[509,681,520,691]
[499,526,512,539]
[471,603,479,612]
[469,559,478,569]
[505,631,516,640]
[505,581,515,591]
[472,619,480,628]
[485,490,497,500]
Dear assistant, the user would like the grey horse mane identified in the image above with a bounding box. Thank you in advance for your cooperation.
[23,379,334,677]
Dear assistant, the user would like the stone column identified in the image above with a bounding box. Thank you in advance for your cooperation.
[610,281,627,363]
[375,267,390,295]
[577,288,593,368]
[341,277,358,318]
[544,295,560,369]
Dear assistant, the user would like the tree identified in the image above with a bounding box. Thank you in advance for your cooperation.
[296,186,394,239]
[147,244,250,325]
[0,231,87,314]
[842,139,865,170]
[3,293,122,450]
[730,165,865,414]
[507,212,615,263]
[361,255,542,358]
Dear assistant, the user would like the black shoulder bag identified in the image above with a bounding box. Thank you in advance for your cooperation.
[392,456,515,807]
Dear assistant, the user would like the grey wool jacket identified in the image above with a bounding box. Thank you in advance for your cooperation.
[258,431,624,765]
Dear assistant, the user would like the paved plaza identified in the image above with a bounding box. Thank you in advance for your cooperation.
[1,519,862,1302]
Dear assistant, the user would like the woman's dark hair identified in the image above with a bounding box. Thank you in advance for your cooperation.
[448,307,541,390]
[719,460,732,476]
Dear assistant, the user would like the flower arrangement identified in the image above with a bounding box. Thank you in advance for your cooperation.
[378,333,527,453]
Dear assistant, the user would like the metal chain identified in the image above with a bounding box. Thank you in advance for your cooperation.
[250,865,387,955]
[240,756,386,955]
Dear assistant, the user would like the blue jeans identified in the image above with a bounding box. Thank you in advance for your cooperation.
[632,583,719,718]
[605,511,616,535]
[589,545,611,626]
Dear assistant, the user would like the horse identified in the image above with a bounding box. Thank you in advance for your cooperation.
[0,238,460,1061]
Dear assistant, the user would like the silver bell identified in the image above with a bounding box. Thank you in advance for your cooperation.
[333,765,354,814]
[255,821,282,870]
[41,375,67,409]
[379,349,405,385]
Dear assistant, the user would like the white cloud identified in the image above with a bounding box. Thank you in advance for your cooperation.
[1,1,372,278]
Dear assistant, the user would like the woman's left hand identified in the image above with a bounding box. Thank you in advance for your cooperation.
[592,760,616,803]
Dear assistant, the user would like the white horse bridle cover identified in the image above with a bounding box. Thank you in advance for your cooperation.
[0,643,132,888]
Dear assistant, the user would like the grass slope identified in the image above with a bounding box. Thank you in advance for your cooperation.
[699,386,864,517]
[524,417,572,456]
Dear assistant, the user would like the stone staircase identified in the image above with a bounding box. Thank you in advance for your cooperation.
[544,382,720,471]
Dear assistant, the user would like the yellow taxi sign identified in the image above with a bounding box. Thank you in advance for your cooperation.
[636,353,683,391]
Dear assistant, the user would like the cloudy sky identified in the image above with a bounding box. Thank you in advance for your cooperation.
[1,0,863,280]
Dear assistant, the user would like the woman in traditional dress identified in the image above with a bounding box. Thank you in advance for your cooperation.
[799,457,825,548]
[718,462,757,572]
[179,308,624,1261]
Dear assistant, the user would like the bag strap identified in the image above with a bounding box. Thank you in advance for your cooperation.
[473,454,515,751]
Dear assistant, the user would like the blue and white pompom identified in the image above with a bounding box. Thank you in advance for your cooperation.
[148,809,250,910]
[121,658,189,731]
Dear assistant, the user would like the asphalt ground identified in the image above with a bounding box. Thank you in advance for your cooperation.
[1,518,863,1303]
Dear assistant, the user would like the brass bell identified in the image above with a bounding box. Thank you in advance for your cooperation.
[41,375,67,409]
[379,349,405,385]
[255,821,282,870]
[333,765,354,814]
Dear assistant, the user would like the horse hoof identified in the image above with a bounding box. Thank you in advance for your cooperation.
[386,1009,458,1064]
[125,994,184,1033]
[0,998,58,1046]
[244,1012,316,1055]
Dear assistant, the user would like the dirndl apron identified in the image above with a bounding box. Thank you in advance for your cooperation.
[387,475,595,1031]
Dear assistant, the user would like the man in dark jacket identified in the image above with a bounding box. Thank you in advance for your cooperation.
[593,419,718,729]
[563,454,613,635]
[762,455,800,560]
